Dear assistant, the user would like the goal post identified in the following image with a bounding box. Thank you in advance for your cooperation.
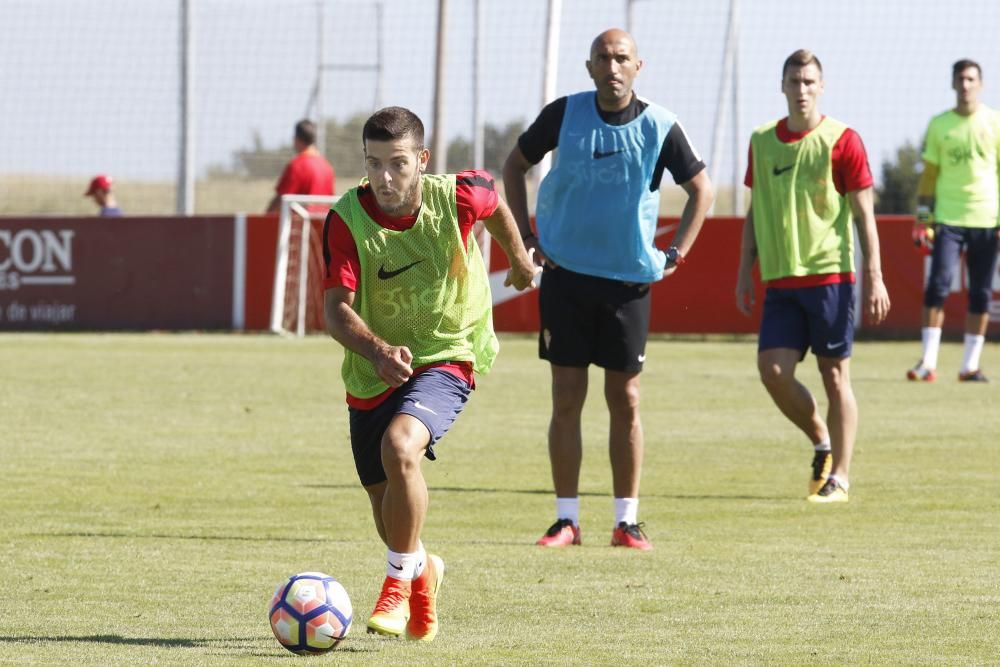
[270,194,339,337]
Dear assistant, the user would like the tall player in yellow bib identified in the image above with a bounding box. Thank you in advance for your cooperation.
[736,50,891,504]
[322,107,539,641]
[908,60,1000,383]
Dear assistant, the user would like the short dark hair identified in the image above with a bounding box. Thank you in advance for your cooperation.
[782,49,823,79]
[362,106,425,148]
[294,119,317,146]
[953,59,982,80]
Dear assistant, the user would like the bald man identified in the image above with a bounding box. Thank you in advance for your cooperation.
[503,28,714,550]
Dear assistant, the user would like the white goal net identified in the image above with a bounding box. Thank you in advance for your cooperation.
[270,194,338,337]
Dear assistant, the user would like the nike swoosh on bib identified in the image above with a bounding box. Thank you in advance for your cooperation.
[593,148,625,159]
[772,165,794,176]
[378,259,424,280]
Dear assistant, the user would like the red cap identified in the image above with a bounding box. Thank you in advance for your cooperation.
[85,174,113,196]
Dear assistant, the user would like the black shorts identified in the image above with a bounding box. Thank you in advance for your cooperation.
[348,369,471,487]
[538,265,651,372]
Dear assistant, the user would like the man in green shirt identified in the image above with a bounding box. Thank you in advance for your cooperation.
[909,59,1000,383]
[323,107,539,642]
[736,50,890,504]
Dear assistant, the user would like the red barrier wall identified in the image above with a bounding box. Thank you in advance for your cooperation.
[489,216,1000,336]
[3,215,996,335]
[0,217,235,330]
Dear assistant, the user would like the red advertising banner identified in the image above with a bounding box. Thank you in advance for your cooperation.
[0,217,236,330]
[489,216,1000,337]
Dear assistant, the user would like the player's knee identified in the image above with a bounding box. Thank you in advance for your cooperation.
[757,359,789,389]
[380,432,424,473]
[968,286,991,313]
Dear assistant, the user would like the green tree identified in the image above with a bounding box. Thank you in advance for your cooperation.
[445,120,526,174]
[875,140,921,214]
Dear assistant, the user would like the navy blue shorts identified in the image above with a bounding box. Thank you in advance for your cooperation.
[538,265,651,372]
[758,283,855,360]
[924,223,1000,313]
[348,369,471,487]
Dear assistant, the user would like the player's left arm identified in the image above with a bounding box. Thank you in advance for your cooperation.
[483,197,541,290]
[848,187,891,325]
[457,170,539,290]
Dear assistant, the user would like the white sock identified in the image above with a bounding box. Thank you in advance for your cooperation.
[961,333,985,373]
[412,543,427,579]
[828,474,849,490]
[386,549,421,581]
[921,327,942,369]
[555,497,579,526]
[814,439,831,452]
[614,497,638,527]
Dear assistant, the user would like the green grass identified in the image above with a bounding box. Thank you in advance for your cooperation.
[1,334,997,665]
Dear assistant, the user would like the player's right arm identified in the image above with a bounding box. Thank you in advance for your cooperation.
[322,209,413,387]
[324,288,413,388]
[735,203,758,317]
[914,123,939,248]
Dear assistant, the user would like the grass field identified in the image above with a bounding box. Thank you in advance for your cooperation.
[1,334,998,665]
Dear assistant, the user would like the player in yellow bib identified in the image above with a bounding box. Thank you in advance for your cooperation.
[736,50,890,504]
[323,107,539,642]
[908,59,1000,383]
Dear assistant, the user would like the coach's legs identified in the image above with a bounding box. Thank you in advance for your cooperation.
[757,347,829,445]
[605,370,642,498]
[549,364,588,498]
[817,356,856,483]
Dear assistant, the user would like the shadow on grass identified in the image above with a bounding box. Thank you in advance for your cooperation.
[0,634,377,655]
[305,484,788,501]
[35,532,330,543]
[0,635,222,648]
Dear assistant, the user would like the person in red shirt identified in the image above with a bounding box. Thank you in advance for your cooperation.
[265,119,335,213]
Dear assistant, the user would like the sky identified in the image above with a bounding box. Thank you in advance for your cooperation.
[2,0,1000,198]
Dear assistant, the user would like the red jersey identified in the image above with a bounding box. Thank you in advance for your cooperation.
[745,117,872,288]
[275,149,335,205]
[323,169,499,409]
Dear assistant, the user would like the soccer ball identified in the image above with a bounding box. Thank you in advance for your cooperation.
[268,572,352,655]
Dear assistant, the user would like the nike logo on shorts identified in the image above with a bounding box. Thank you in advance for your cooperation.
[826,341,846,350]
[413,401,438,415]
[637,354,646,362]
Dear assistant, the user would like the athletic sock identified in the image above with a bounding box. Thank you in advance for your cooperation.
[961,333,985,373]
[386,549,421,581]
[614,497,638,527]
[555,497,579,526]
[814,439,831,452]
[412,543,427,580]
[828,475,849,491]
[921,327,942,369]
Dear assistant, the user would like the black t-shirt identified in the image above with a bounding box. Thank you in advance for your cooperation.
[517,93,706,191]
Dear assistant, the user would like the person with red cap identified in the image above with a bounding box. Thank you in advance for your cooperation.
[84,174,122,217]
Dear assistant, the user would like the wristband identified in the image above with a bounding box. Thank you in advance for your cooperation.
[916,205,933,225]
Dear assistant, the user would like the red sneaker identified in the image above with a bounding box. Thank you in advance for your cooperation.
[535,519,581,547]
[406,554,444,642]
[610,522,653,551]
[366,576,410,636]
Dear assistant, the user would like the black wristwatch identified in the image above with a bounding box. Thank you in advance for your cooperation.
[665,246,685,267]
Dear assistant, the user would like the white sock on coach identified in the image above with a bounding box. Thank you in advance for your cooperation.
[614,497,638,527]
[555,497,579,526]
